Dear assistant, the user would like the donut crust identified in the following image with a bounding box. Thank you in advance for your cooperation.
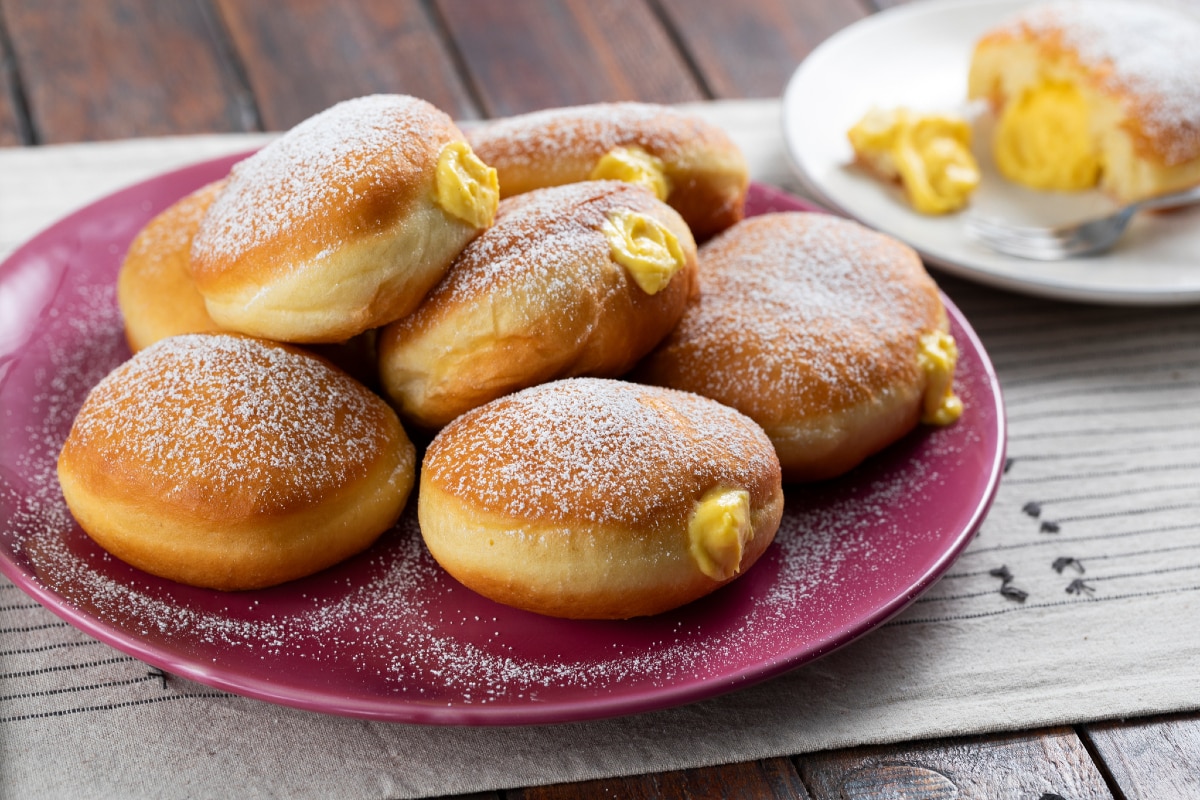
[57,334,416,590]
[635,212,953,482]
[377,181,698,430]
[117,180,226,352]
[190,95,494,343]
[419,378,783,619]
[466,102,749,240]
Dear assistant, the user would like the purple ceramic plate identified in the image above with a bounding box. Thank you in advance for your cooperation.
[0,155,1005,725]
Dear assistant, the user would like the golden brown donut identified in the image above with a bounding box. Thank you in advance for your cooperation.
[419,378,784,619]
[634,213,962,482]
[465,102,749,240]
[116,179,226,352]
[377,181,698,430]
[190,94,499,343]
[968,0,1200,202]
[115,178,381,388]
[57,334,416,590]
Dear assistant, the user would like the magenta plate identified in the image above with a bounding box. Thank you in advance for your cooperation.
[0,155,1005,725]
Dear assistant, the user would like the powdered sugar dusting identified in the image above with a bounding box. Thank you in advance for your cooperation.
[396,181,670,336]
[1,181,983,718]
[425,378,778,526]
[123,180,223,273]
[192,94,456,265]
[9,396,961,707]
[1009,0,1200,164]
[466,102,729,171]
[642,213,940,422]
[64,334,391,511]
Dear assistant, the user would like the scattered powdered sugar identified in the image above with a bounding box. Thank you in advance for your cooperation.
[11,426,960,704]
[64,334,389,510]
[2,268,970,706]
[643,213,939,420]
[424,377,777,525]
[2,196,974,713]
[1007,0,1200,164]
[192,94,454,264]
[395,181,670,336]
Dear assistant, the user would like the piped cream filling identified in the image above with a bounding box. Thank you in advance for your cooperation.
[688,486,752,581]
[601,208,686,295]
[918,330,963,426]
[435,141,500,229]
[590,146,671,200]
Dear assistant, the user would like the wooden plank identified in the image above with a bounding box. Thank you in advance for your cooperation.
[434,0,705,118]
[0,0,251,143]
[655,0,872,98]
[798,727,1114,799]
[511,758,809,800]
[0,8,25,145]
[1083,713,1200,799]
[213,0,478,131]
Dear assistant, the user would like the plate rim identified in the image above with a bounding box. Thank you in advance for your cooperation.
[0,156,1007,725]
[781,0,1200,307]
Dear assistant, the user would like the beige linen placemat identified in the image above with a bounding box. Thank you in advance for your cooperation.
[2,100,1199,799]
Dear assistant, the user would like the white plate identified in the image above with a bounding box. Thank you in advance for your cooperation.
[782,0,1200,305]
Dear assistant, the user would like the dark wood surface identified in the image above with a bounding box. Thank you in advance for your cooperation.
[2,0,1197,797]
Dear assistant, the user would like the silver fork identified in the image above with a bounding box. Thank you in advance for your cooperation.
[963,184,1200,260]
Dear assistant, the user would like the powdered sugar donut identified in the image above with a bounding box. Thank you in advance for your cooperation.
[419,378,783,619]
[377,181,698,430]
[466,102,748,240]
[634,213,962,482]
[191,94,499,343]
[57,334,416,590]
[969,0,1200,202]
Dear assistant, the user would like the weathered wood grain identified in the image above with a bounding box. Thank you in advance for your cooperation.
[213,0,478,130]
[435,0,704,118]
[510,757,809,800]
[655,0,871,98]
[0,0,252,143]
[1083,712,1200,799]
[0,9,25,145]
[798,727,1114,799]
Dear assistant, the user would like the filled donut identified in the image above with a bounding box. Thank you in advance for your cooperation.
[377,181,698,430]
[57,333,416,590]
[968,0,1200,202]
[419,378,784,619]
[465,102,749,240]
[117,179,226,352]
[634,212,962,482]
[190,94,499,343]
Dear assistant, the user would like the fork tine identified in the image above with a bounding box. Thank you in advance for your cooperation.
[963,216,1094,260]
[963,182,1200,260]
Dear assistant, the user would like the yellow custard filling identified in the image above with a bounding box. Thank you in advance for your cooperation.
[688,487,753,582]
[918,330,963,426]
[994,80,1100,191]
[848,108,981,214]
[435,141,500,229]
[590,146,671,200]
[601,208,686,295]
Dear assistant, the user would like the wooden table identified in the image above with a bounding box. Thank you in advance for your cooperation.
[1,1,1197,797]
